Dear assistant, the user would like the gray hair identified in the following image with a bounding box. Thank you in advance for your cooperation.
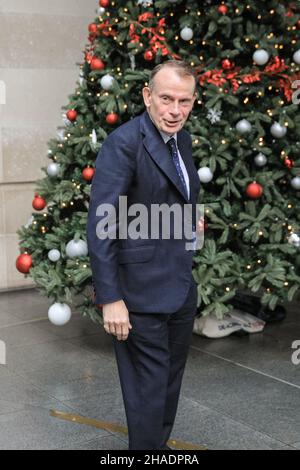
[148,60,198,94]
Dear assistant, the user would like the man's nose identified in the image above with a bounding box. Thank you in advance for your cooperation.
[170,102,180,114]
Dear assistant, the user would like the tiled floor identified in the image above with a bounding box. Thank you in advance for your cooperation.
[0,288,299,450]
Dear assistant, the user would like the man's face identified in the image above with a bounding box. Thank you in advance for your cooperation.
[142,67,197,135]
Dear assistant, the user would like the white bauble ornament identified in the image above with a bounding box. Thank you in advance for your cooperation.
[198,167,213,183]
[236,119,252,133]
[47,162,60,177]
[180,27,193,41]
[48,303,71,326]
[66,239,88,258]
[254,152,267,167]
[293,49,300,65]
[253,49,270,65]
[48,249,61,262]
[100,74,114,90]
[98,7,105,15]
[270,122,287,138]
[291,176,300,190]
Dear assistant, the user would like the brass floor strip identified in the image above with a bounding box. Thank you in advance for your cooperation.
[50,409,207,450]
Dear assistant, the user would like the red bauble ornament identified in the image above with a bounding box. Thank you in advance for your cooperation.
[246,182,263,199]
[106,113,119,125]
[218,4,228,14]
[32,194,46,211]
[144,50,155,61]
[99,0,110,7]
[16,253,32,274]
[90,57,105,71]
[82,167,95,182]
[222,59,234,70]
[66,109,77,122]
[284,158,294,169]
[88,23,98,34]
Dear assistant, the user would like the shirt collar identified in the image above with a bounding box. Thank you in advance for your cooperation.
[147,110,177,144]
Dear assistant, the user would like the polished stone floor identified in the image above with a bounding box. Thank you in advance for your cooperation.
[0,288,299,450]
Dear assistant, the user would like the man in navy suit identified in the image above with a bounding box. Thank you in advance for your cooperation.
[87,60,201,450]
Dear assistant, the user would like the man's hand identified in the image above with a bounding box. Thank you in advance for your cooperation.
[102,300,132,341]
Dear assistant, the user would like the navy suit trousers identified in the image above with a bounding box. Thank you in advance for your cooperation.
[112,276,198,450]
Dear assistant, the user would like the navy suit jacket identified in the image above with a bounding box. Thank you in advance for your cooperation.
[87,110,201,313]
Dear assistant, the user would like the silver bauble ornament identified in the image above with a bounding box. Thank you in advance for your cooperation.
[198,167,213,183]
[48,303,71,326]
[236,119,252,133]
[254,153,267,167]
[48,249,61,262]
[293,49,300,65]
[180,27,194,41]
[100,74,114,90]
[270,122,287,138]
[47,162,60,177]
[66,239,88,258]
[291,176,300,190]
[253,49,270,65]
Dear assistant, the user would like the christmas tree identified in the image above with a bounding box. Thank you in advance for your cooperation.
[17,0,300,322]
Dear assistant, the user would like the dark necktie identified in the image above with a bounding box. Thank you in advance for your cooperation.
[166,137,189,199]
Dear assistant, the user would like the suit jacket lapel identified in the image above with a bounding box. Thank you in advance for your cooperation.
[140,110,198,203]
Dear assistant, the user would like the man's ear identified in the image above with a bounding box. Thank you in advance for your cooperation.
[142,86,151,108]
